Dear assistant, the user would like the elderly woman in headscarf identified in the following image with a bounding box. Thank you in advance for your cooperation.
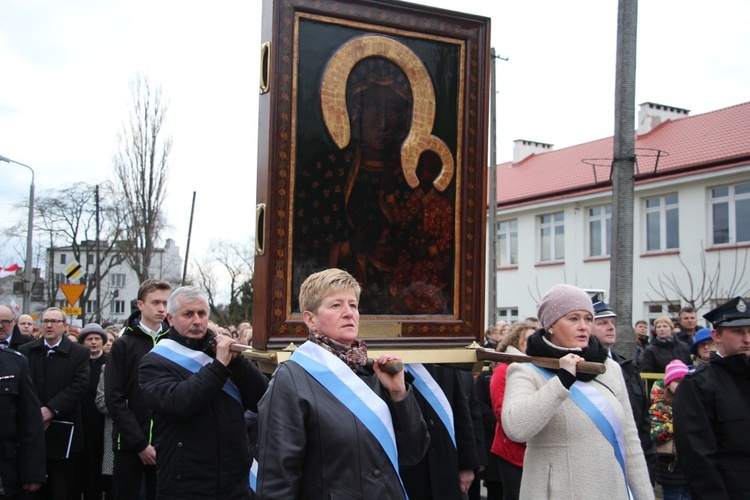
[501,284,654,499]
[257,268,429,498]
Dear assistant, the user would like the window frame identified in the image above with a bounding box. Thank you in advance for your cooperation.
[496,219,518,267]
[643,193,679,252]
[538,211,565,263]
[110,300,126,314]
[497,307,519,324]
[109,273,127,288]
[587,204,612,258]
[710,182,750,246]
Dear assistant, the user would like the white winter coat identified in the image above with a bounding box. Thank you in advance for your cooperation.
[502,358,654,500]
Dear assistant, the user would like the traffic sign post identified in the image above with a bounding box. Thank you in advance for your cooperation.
[60,284,86,307]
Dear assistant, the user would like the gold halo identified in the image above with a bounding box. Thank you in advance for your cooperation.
[320,34,454,191]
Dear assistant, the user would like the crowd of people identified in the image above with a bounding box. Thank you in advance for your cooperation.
[1,274,748,499]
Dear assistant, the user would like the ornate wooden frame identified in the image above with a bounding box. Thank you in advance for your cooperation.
[253,0,490,350]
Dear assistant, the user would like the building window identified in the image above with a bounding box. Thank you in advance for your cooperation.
[109,273,126,288]
[54,273,66,287]
[60,253,67,264]
[646,302,681,331]
[110,300,126,314]
[539,212,564,262]
[497,308,519,324]
[587,205,612,257]
[497,219,518,266]
[87,253,94,265]
[85,301,98,314]
[644,194,679,251]
[711,182,750,245]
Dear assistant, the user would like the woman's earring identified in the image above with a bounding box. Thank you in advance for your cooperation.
[549,329,554,336]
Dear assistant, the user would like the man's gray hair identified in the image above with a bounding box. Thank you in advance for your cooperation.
[0,304,16,319]
[42,307,69,324]
[167,286,209,316]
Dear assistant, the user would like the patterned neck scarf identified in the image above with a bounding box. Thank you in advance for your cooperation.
[308,331,368,373]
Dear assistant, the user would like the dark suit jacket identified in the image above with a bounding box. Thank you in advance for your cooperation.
[402,364,481,500]
[9,326,34,350]
[19,335,90,453]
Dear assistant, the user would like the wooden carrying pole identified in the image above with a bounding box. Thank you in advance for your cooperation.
[229,343,404,373]
[476,349,606,375]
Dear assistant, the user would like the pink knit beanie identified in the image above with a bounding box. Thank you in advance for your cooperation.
[664,360,689,386]
[537,284,595,330]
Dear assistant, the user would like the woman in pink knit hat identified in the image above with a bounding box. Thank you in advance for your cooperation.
[650,360,691,499]
[502,284,654,499]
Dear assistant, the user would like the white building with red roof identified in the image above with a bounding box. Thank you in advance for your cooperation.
[491,101,750,329]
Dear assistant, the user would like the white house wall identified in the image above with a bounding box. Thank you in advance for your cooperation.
[491,164,750,329]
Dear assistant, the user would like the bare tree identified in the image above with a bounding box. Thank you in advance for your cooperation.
[647,246,750,311]
[192,257,225,323]
[193,238,255,325]
[113,73,172,283]
[34,182,127,322]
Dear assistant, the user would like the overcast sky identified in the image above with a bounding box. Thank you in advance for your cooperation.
[1,0,748,274]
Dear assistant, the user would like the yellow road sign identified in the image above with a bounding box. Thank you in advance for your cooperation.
[64,262,83,280]
[60,284,86,307]
[62,307,82,316]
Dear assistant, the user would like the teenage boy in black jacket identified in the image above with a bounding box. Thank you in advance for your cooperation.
[104,279,171,500]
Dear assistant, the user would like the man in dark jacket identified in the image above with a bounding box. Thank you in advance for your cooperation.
[675,306,699,347]
[139,286,268,499]
[401,364,481,499]
[0,305,34,350]
[0,346,46,498]
[19,307,90,499]
[591,298,656,483]
[674,296,750,499]
[104,279,171,500]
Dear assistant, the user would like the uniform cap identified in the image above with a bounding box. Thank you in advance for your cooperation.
[702,297,750,328]
[591,293,617,319]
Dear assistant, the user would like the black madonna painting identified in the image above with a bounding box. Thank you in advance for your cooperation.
[253,0,490,349]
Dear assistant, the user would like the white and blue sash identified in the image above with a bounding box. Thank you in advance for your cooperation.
[530,364,633,499]
[404,363,456,447]
[248,458,258,492]
[290,341,407,497]
[150,339,243,406]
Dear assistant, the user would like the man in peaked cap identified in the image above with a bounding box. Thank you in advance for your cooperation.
[590,295,655,483]
[673,297,750,499]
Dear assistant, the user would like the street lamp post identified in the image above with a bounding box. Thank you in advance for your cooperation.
[0,154,35,314]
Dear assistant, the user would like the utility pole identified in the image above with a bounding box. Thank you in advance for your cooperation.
[610,0,638,359]
[487,48,508,328]
[0,154,35,314]
[96,184,101,323]
[488,48,498,328]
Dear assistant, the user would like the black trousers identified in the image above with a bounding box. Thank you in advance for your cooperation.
[34,458,74,500]
[496,456,522,500]
[111,450,156,500]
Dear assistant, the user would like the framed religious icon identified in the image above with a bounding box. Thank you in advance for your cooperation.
[253,0,491,350]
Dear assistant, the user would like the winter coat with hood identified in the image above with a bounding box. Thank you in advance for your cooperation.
[104,310,169,453]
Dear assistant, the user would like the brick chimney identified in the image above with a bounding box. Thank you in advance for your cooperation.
[512,139,553,164]
[638,102,690,136]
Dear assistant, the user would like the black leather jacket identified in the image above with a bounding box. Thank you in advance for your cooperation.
[257,357,429,499]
